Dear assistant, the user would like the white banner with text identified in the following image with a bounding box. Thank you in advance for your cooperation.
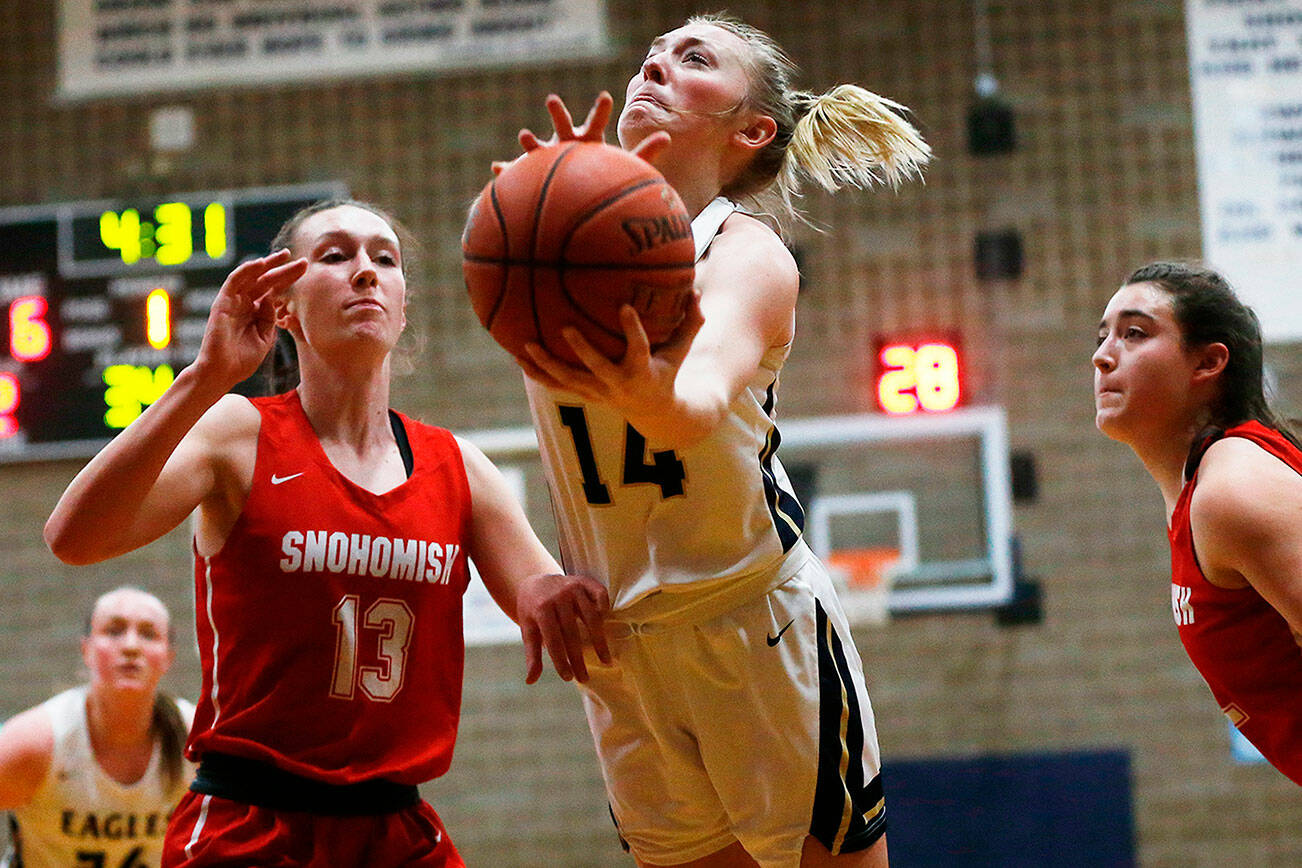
[1186,0,1302,342]
[58,0,608,101]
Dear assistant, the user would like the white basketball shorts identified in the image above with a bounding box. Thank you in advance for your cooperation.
[577,544,886,867]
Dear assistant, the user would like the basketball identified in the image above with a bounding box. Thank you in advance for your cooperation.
[462,141,696,364]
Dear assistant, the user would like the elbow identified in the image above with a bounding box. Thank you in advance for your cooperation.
[43,517,101,566]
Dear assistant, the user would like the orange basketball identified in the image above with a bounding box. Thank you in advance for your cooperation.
[462,141,696,365]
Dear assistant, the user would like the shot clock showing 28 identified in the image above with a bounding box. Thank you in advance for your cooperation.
[873,335,963,416]
[0,183,343,462]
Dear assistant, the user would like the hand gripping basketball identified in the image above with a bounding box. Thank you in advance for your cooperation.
[464,95,690,365]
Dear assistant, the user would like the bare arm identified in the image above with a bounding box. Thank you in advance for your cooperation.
[44,252,304,564]
[458,437,611,683]
[0,707,53,811]
[44,378,254,564]
[1191,437,1302,633]
[522,214,799,450]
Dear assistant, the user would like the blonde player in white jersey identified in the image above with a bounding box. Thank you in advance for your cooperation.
[0,587,194,868]
[509,13,929,868]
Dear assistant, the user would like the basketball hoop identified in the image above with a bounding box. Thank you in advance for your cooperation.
[825,547,899,625]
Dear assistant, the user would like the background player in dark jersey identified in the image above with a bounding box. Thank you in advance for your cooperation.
[44,200,610,866]
[0,586,193,868]
[501,13,928,868]
[1093,261,1302,784]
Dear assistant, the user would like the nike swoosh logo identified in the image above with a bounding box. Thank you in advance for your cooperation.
[767,619,795,646]
[270,472,304,485]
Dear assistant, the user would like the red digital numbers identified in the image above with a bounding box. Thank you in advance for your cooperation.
[9,295,52,363]
[0,371,18,439]
[2,293,54,441]
[875,339,963,415]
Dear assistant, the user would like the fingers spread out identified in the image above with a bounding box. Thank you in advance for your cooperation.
[577,92,613,141]
[540,585,613,683]
[518,574,613,685]
[552,596,590,682]
[545,93,579,140]
[527,602,578,683]
[546,91,613,143]
[505,93,615,180]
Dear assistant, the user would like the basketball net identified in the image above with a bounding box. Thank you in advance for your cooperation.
[825,547,898,625]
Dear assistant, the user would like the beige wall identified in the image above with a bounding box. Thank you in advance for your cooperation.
[3,0,1301,864]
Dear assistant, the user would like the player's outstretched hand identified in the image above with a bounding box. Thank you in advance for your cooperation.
[516,571,612,684]
[492,92,671,175]
[523,91,613,150]
[194,249,306,389]
[492,92,612,176]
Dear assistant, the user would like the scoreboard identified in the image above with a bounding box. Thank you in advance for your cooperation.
[0,183,344,463]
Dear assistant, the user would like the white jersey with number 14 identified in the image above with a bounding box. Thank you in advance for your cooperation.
[525,198,808,615]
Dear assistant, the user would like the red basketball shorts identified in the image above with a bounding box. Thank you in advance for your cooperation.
[163,790,464,867]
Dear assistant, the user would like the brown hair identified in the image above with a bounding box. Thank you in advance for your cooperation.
[261,198,424,393]
[1124,262,1301,469]
[152,693,188,792]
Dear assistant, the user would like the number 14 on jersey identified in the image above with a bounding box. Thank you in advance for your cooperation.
[558,405,686,505]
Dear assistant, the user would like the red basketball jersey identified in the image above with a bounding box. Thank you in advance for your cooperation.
[1169,420,1302,783]
[188,391,472,786]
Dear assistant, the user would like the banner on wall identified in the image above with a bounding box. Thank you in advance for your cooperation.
[1185,0,1302,343]
[57,0,609,102]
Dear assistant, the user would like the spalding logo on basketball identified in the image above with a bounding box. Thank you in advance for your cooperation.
[462,141,696,364]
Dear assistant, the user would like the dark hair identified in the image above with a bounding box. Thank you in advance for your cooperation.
[152,693,188,792]
[1125,262,1300,459]
[260,198,420,393]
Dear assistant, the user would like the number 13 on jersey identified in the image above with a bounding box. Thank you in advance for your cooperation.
[331,595,413,702]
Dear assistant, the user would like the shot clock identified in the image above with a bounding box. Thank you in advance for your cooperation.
[873,335,964,415]
[0,183,344,462]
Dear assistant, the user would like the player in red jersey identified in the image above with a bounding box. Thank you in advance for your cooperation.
[44,199,611,866]
[1094,261,1302,784]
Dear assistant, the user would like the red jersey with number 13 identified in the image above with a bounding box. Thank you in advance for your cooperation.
[1169,420,1302,784]
[188,390,471,786]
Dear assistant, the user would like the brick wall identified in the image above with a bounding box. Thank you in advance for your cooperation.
[3,0,1301,863]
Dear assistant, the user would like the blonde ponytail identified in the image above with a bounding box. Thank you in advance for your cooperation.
[785,85,930,195]
[688,14,930,229]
